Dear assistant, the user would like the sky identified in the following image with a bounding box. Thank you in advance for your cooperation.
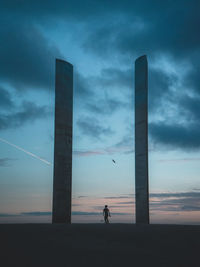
[0,0,200,224]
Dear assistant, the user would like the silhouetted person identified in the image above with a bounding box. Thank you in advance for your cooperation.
[103,205,111,223]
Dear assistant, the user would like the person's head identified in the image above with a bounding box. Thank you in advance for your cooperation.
[105,205,108,208]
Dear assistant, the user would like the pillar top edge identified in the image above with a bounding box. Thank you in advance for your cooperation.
[135,55,147,63]
[56,58,73,67]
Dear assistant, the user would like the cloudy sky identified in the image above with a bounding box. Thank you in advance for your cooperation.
[0,0,200,224]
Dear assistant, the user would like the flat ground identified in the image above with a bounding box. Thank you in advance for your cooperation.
[0,224,200,267]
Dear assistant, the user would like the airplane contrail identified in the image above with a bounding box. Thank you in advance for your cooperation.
[0,137,51,166]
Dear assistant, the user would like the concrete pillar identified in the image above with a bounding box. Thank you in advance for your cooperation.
[52,59,73,223]
[135,55,149,224]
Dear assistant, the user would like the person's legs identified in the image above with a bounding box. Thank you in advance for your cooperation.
[104,215,108,223]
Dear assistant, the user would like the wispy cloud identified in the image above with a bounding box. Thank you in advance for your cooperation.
[104,196,132,199]
[150,191,200,198]
[73,150,105,157]
[116,201,134,204]
[1,191,200,222]
[150,191,200,212]
[73,145,134,157]
[21,212,51,216]
[0,213,19,217]
[0,211,131,217]
[158,158,200,163]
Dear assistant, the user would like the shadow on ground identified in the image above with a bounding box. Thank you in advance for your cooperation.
[0,224,200,267]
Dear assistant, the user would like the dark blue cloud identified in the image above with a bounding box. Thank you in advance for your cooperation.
[77,117,114,139]
[81,1,200,58]
[0,101,51,131]
[178,95,200,122]
[0,88,14,108]
[0,0,199,151]
[149,121,200,150]
[86,98,127,115]
[0,22,61,90]
[74,71,93,99]
[0,158,14,167]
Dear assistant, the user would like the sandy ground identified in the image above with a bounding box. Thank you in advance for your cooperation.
[0,223,200,267]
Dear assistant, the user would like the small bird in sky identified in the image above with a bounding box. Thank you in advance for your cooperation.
[112,159,116,163]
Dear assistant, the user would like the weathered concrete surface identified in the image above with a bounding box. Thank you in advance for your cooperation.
[135,55,149,224]
[52,59,73,223]
[1,224,200,267]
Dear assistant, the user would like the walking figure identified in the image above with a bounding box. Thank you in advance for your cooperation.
[103,205,111,224]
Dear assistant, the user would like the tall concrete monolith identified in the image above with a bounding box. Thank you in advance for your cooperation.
[52,59,73,224]
[135,55,149,224]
